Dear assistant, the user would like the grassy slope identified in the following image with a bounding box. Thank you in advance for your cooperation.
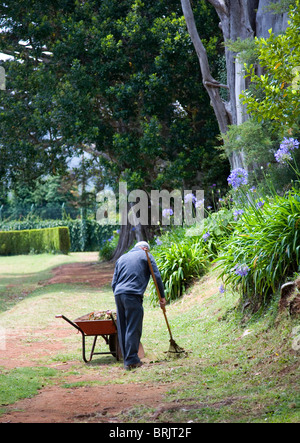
[0,254,299,423]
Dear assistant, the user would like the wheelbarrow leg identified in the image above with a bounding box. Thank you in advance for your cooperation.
[89,335,98,362]
[81,333,98,363]
[81,332,89,363]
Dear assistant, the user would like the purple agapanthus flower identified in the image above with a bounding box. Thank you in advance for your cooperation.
[202,231,210,242]
[256,200,265,209]
[227,168,248,189]
[281,137,299,151]
[275,137,299,164]
[155,238,163,246]
[162,208,174,217]
[184,193,197,204]
[234,209,244,221]
[195,199,204,209]
[234,264,250,277]
[219,284,226,294]
[275,146,293,164]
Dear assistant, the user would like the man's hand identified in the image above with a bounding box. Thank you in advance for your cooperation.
[160,298,167,310]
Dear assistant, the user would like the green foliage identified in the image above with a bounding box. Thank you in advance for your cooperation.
[264,0,297,13]
[0,0,227,200]
[200,208,235,258]
[99,231,120,261]
[220,119,273,167]
[148,231,209,304]
[145,206,234,305]
[216,190,300,307]
[225,37,259,65]
[0,227,70,255]
[0,219,114,252]
[241,2,300,133]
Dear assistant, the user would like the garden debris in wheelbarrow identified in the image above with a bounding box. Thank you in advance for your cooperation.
[88,310,117,321]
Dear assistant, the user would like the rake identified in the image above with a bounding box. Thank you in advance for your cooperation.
[144,249,186,358]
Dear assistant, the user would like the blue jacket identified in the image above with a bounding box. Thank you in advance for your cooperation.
[112,246,165,298]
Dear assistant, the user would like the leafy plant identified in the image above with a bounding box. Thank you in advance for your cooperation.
[216,190,300,307]
[219,119,273,168]
[99,231,120,261]
[148,237,208,304]
[241,2,300,132]
[200,208,234,258]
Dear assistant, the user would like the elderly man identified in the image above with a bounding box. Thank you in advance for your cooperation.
[112,241,166,370]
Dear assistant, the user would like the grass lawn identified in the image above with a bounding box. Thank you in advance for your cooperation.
[0,253,299,423]
[0,252,97,312]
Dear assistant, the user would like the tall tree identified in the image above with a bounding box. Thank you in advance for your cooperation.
[181,0,290,169]
[0,0,228,256]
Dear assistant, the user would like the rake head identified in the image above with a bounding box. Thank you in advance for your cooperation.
[167,338,187,359]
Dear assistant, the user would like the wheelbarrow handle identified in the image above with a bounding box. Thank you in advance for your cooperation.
[55,314,82,333]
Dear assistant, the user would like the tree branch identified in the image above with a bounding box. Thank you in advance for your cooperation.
[204,80,229,89]
[82,143,124,168]
[181,0,214,82]
[206,0,228,17]
[181,0,232,133]
[0,45,53,64]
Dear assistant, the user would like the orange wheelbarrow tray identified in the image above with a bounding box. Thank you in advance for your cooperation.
[56,312,122,363]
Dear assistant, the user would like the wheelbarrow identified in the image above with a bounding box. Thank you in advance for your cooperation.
[56,311,122,363]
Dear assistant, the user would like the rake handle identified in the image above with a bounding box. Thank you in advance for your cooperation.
[144,249,174,341]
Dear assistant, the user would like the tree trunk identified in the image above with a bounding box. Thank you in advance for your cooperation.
[256,0,289,38]
[181,0,289,170]
[111,202,150,261]
[111,223,135,261]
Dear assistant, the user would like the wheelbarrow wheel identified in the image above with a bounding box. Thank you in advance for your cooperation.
[109,334,122,361]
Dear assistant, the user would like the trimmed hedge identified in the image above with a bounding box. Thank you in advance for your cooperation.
[0,219,114,252]
[0,227,70,255]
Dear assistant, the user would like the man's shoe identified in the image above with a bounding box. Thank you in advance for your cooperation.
[124,362,143,371]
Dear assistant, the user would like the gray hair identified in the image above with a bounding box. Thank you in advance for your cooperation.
[135,241,150,250]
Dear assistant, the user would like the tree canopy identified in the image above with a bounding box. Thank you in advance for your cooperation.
[0,0,228,203]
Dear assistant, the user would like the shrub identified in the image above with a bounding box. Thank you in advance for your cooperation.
[0,227,70,255]
[99,231,120,261]
[200,208,234,258]
[216,190,300,307]
[148,236,208,304]
[0,219,114,252]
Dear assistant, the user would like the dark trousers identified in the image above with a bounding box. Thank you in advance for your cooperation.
[114,293,144,366]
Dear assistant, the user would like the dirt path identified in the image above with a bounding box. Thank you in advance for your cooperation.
[44,256,115,288]
[1,383,168,423]
[0,255,170,423]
